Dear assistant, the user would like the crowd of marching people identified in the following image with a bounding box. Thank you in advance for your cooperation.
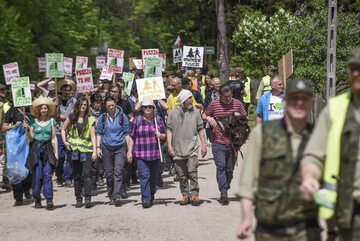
[0,66,250,210]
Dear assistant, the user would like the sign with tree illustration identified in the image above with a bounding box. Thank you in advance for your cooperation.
[46,53,64,78]
[136,77,165,101]
[182,46,204,68]
[107,48,124,73]
[173,48,182,63]
[144,57,162,78]
[122,72,135,96]
[11,77,32,107]
[141,49,159,69]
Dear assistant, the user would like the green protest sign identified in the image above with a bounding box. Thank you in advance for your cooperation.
[123,72,135,96]
[11,77,32,107]
[46,53,64,78]
[144,57,162,78]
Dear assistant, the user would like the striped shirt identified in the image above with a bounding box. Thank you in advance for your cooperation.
[204,98,246,145]
[129,116,166,161]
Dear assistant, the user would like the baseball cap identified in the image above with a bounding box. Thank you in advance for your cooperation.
[349,47,360,67]
[286,78,314,96]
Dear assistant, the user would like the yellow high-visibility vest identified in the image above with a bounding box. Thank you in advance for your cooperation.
[243,77,251,104]
[262,75,271,93]
[68,116,96,153]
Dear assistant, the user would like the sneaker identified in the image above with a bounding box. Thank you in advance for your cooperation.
[34,198,42,209]
[142,200,151,209]
[219,192,229,205]
[191,195,201,206]
[114,198,121,207]
[24,191,32,200]
[179,195,190,206]
[64,181,72,188]
[75,198,83,208]
[14,200,23,206]
[46,199,54,210]
[109,199,115,205]
[85,199,91,209]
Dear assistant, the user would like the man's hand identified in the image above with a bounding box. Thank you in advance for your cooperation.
[300,174,320,201]
[236,217,253,239]
[201,145,207,158]
[168,145,175,157]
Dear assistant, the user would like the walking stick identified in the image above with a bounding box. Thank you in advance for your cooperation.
[154,106,164,163]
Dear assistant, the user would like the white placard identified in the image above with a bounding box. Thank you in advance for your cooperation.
[64,57,73,76]
[75,56,88,70]
[182,46,204,68]
[3,62,20,85]
[75,68,94,93]
[136,77,166,101]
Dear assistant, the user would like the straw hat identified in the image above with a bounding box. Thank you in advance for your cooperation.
[30,97,56,117]
[57,78,75,91]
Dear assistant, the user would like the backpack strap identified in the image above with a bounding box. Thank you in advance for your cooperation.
[102,113,107,135]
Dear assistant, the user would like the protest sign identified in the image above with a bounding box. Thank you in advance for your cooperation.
[132,59,143,70]
[136,77,165,101]
[182,46,204,68]
[122,72,135,95]
[96,56,106,69]
[75,68,93,93]
[141,49,159,69]
[38,58,46,73]
[144,57,162,78]
[64,57,73,76]
[46,53,64,78]
[107,48,124,73]
[173,48,182,64]
[75,56,88,70]
[99,66,113,80]
[3,62,20,85]
[159,53,167,69]
[11,77,32,107]
[278,49,293,85]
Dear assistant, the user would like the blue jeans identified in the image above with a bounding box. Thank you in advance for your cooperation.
[56,134,72,183]
[32,161,53,200]
[212,142,236,193]
[137,159,159,202]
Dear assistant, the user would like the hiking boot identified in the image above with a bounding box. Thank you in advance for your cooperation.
[75,198,83,208]
[24,191,32,200]
[191,195,201,206]
[34,198,42,209]
[14,200,23,207]
[142,200,151,209]
[114,198,121,207]
[85,198,91,209]
[219,192,229,205]
[46,199,54,210]
[179,195,190,206]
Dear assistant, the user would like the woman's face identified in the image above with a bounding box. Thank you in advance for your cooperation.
[106,100,116,114]
[39,104,49,117]
[142,105,154,115]
[80,100,88,113]
[110,87,120,101]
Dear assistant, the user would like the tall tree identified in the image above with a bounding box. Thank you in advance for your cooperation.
[215,0,229,81]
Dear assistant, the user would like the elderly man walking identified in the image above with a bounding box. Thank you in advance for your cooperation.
[167,90,207,206]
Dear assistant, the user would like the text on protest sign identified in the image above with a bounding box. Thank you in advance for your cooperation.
[38,58,46,73]
[11,77,32,107]
[64,57,73,76]
[96,56,106,69]
[132,59,143,70]
[136,77,165,101]
[159,53,167,69]
[3,62,20,85]
[182,46,204,68]
[141,49,159,69]
[173,48,182,64]
[144,57,162,78]
[46,53,64,78]
[99,66,113,80]
[122,72,135,96]
[75,56,88,70]
[76,68,93,93]
[107,48,124,73]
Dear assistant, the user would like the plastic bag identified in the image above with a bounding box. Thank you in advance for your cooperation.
[6,125,29,184]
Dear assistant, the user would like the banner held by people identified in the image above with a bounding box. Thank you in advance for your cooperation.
[141,49,159,69]
[46,53,64,78]
[37,58,46,73]
[75,56,88,70]
[144,57,162,78]
[3,62,20,85]
[107,48,124,73]
[11,77,32,107]
[136,77,165,101]
[96,56,106,69]
[182,46,204,68]
[76,68,94,93]
[64,57,73,76]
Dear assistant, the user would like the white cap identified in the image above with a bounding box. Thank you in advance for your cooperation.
[142,99,155,107]
[179,89,193,104]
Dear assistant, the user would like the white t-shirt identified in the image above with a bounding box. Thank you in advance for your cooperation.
[268,94,285,121]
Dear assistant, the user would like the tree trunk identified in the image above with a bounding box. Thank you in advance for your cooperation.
[215,0,229,82]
